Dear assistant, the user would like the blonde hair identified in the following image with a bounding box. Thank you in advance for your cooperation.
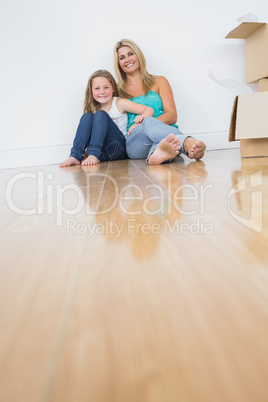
[114,39,155,99]
[83,70,119,114]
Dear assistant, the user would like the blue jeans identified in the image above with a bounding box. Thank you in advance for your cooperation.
[70,110,127,162]
[126,117,189,162]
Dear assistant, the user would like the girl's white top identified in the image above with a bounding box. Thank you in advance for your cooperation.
[107,97,128,137]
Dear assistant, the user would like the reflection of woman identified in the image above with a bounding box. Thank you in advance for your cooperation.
[114,39,206,165]
[66,158,207,260]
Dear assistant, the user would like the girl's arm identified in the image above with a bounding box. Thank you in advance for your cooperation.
[116,98,154,122]
[153,76,177,125]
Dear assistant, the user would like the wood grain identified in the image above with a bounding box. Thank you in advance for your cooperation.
[1,149,268,402]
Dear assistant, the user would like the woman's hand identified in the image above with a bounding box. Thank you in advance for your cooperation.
[128,122,139,135]
[129,110,153,134]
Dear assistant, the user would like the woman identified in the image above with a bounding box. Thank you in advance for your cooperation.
[114,39,206,164]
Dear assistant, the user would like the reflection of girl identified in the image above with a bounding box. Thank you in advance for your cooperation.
[60,70,154,167]
[114,39,206,164]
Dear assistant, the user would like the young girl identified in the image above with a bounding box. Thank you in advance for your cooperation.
[60,70,154,167]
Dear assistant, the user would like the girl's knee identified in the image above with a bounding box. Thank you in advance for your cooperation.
[94,110,109,120]
[80,112,93,123]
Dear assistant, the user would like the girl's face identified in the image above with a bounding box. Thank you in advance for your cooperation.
[92,77,114,105]
[117,46,140,74]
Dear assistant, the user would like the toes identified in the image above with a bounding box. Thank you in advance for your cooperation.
[166,133,176,143]
[186,139,206,160]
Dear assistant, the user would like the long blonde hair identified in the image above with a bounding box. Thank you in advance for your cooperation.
[114,39,155,99]
[83,70,119,114]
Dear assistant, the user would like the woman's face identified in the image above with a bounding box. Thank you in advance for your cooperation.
[117,46,140,74]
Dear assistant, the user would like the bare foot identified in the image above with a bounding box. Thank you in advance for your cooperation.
[148,134,181,165]
[82,155,100,166]
[59,156,80,167]
[184,138,206,160]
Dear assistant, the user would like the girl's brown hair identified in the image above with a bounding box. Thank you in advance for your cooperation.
[114,39,155,99]
[83,70,119,114]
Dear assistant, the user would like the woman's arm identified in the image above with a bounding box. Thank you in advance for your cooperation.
[154,76,177,125]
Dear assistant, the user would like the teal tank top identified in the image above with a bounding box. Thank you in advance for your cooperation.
[127,90,179,131]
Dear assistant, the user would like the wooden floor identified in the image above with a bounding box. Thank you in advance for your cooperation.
[1,148,268,402]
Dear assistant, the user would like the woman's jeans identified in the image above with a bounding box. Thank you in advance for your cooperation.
[126,117,189,162]
[70,110,127,162]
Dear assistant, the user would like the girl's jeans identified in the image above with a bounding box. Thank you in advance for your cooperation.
[126,117,189,162]
[70,110,127,162]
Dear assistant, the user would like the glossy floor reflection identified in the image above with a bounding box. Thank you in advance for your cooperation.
[1,148,268,402]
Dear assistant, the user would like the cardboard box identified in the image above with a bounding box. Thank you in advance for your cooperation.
[229,92,268,157]
[239,138,268,157]
[258,78,268,92]
[226,22,268,83]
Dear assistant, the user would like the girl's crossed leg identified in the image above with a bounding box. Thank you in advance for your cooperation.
[60,111,127,167]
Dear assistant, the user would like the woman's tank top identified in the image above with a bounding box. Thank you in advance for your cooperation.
[127,90,179,131]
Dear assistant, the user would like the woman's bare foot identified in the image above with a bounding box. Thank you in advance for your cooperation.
[148,134,181,165]
[82,155,100,166]
[184,138,206,160]
[59,156,80,167]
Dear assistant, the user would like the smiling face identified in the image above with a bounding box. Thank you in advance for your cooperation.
[117,46,140,74]
[91,76,114,106]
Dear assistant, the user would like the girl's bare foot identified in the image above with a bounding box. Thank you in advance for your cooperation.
[148,134,181,165]
[82,155,100,166]
[184,138,206,160]
[59,156,80,167]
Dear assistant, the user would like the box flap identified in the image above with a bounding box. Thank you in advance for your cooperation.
[229,96,238,142]
[258,78,268,92]
[225,22,266,39]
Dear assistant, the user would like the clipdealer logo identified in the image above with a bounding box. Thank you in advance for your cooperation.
[5,171,214,228]
[228,170,263,233]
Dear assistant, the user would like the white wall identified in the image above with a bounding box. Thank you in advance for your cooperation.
[0,0,267,168]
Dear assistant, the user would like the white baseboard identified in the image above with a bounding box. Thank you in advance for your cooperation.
[0,144,72,169]
[0,131,239,169]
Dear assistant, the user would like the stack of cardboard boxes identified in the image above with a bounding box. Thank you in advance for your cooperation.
[226,22,268,157]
